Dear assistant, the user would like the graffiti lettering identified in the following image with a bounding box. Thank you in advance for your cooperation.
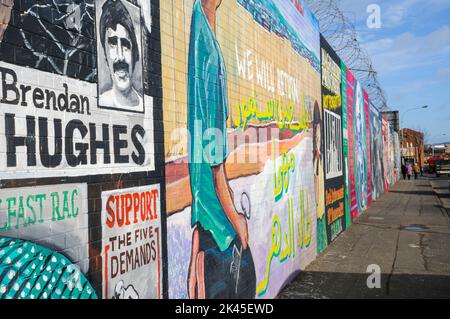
[0,189,80,232]
[321,48,341,95]
[105,189,159,229]
[256,190,311,297]
[325,187,345,207]
[274,147,296,202]
[0,67,90,114]
[110,235,158,279]
[102,185,162,299]
[324,110,343,179]
[255,55,276,94]
[256,213,282,297]
[3,115,146,168]
[233,92,309,132]
[235,46,301,103]
[323,94,342,110]
[327,202,344,225]
[330,219,343,241]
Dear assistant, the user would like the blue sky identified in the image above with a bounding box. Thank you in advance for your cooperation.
[338,0,450,144]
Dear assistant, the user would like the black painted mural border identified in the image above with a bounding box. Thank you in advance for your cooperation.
[0,0,168,299]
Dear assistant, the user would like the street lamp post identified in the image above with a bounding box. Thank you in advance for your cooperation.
[400,105,429,131]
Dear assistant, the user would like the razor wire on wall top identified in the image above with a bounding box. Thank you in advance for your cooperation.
[306,0,388,111]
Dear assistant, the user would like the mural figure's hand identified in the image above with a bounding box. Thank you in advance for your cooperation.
[235,214,249,250]
[188,229,201,299]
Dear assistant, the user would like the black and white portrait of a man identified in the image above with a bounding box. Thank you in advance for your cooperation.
[97,0,144,113]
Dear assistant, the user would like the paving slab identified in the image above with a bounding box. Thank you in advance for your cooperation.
[279,177,450,299]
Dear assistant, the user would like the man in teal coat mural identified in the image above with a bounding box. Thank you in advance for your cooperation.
[187,0,256,299]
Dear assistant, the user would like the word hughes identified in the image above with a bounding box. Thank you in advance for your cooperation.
[3,114,146,168]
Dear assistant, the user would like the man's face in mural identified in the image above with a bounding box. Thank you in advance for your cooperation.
[105,24,134,94]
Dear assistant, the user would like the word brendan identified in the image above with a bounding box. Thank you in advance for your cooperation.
[0,67,90,114]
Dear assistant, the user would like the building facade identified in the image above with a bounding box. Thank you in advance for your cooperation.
[400,128,425,165]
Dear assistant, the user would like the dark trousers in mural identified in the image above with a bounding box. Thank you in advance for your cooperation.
[197,225,256,299]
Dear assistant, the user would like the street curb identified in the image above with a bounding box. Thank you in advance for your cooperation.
[429,180,450,219]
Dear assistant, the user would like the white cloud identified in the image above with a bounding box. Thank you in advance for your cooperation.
[338,0,450,29]
[362,25,450,74]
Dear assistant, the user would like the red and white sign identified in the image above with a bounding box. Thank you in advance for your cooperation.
[101,184,162,299]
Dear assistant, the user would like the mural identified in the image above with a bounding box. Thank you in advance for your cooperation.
[343,69,371,220]
[382,118,391,193]
[389,128,400,185]
[319,36,345,253]
[0,0,158,179]
[163,0,320,299]
[0,184,90,272]
[0,0,96,82]
[354,82,369,215]
[101,185,163,299]
[0,0,404,300]
[0,0,166,299]
[343,68,358,221]
[97,0,145,113]
[394,131,401,183]
[0,184,95,299]
[364,92,372,207]
[0,237,97,299]
[369,106,384,201]
[341,63,351,229]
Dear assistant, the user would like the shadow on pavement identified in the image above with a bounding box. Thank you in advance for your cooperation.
[278,271,450,299]
[389,190,437,196]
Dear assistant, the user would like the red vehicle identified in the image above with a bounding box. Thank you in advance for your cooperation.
[426,156,445,173]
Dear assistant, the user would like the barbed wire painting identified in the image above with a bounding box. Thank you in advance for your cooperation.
[1,0,96,82]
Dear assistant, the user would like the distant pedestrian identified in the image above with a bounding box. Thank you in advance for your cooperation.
[401,164,407,180]
[420,165,424,177]
[407,163,413,180]
[414,163,420,180]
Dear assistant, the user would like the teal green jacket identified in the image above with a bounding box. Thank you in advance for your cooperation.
[187,0,236,252]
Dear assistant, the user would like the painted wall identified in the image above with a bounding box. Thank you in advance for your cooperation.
[0,0,403,300]
[0,0,165,299]
[382,118,391,193]
[162,0,320,299]
[354,82,369,215]
[341,63,352,230]
[344,72,371,218]
[342,66,373,221]
[343,68,359,221]
[318,35,346,253]
[369,106,385,201]
[364,91,372,207]
[390,129,400,185]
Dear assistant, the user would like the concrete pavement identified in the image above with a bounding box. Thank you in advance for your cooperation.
[279,177,450,299]
[430,176,450,211]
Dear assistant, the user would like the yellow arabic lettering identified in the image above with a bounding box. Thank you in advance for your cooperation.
[274,143,296,202]
[256,214,282,297]
[234,92,310,132]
